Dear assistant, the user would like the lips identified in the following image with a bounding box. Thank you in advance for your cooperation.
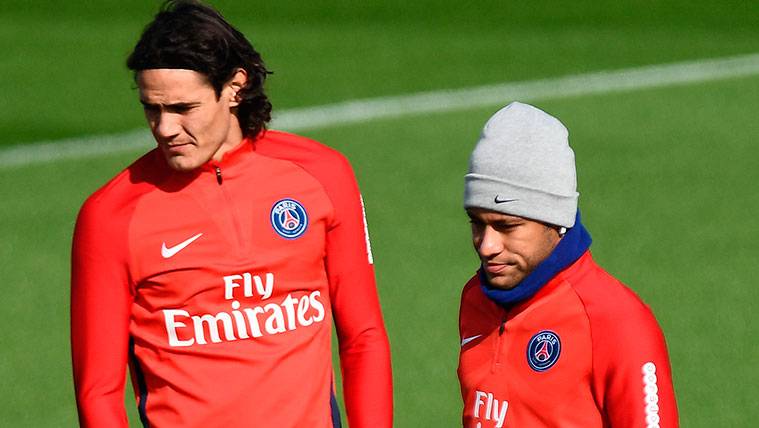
[485,263,509,274]
[164,142,193,153]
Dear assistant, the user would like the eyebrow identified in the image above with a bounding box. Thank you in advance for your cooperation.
[465,210,523,223]
[139,100,201,109]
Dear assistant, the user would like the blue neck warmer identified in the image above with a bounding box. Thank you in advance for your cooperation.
[480,211,592,307]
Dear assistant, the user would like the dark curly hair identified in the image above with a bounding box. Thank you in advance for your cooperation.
[127,0,272,138]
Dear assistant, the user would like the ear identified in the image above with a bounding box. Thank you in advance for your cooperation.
[226,68,248,108]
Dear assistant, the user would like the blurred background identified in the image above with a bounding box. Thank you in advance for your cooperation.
[1,0,758,426]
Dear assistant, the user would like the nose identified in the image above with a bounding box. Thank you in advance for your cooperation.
[153,112,182,141]
[476,226,503,259]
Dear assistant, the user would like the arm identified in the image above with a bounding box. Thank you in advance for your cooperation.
[591,292,679,427]
[70,196,133,427]
[324,157,393,427]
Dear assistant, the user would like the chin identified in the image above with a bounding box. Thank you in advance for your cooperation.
[164,155,201,172]
[166,159,191,171]
[486,275,521,290]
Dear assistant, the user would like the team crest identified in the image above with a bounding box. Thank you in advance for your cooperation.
[527,330,561,372]
[270,199,308,239]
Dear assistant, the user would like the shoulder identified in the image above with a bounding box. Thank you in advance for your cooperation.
[253,130,356,184]
[459,273,498,321]
[460,274,483,305]
[77,150,163,225]
[253,130,362,221]
[567,253,664,338]
[254,130,352,168]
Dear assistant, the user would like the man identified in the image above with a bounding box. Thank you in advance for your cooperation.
[70,2,392,427]
[457,102,678,427]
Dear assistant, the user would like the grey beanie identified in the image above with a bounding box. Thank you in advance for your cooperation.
[464,102,578,228]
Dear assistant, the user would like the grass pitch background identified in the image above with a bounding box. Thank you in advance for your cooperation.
[1,1,758,426]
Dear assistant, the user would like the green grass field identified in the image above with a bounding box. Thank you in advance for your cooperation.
[2,1,758,426]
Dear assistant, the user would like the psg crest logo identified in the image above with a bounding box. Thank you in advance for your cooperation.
[527,330,561,372]
[270,199,309,239]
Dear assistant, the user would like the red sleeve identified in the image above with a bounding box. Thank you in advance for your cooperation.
[324,156,393,428]
[70,189,133,428]
[254,131,393,427]
[581,279,679,427]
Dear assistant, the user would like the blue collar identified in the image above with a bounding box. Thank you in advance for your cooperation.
[480,211,592,307]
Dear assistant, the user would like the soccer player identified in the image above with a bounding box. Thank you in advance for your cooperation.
[457,102,678,427]
[70,1,392,427]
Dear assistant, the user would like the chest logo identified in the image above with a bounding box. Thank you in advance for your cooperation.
[461,334,483,347]
[527,330,561,372]
[161,233,203,259]
[270,199,309,239]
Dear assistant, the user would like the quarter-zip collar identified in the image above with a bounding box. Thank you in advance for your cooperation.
[201,137,256,173]
[480,211,592,308]
[151,136,259,190]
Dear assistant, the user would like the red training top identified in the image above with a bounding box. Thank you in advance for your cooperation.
[458,252,678,427]
[71,130,392,427]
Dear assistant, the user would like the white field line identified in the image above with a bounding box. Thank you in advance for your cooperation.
[3,52,759,169]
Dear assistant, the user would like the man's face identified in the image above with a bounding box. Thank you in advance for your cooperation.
[137,69,242,171]
[467,208,561,289]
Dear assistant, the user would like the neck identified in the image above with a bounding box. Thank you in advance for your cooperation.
[211,121,244,162]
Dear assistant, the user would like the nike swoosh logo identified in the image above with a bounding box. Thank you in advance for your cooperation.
[161,233,203,259]
[461,334,483,347]
[494,196,518,204]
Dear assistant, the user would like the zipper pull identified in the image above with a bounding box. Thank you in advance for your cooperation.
[215,166,223,185]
